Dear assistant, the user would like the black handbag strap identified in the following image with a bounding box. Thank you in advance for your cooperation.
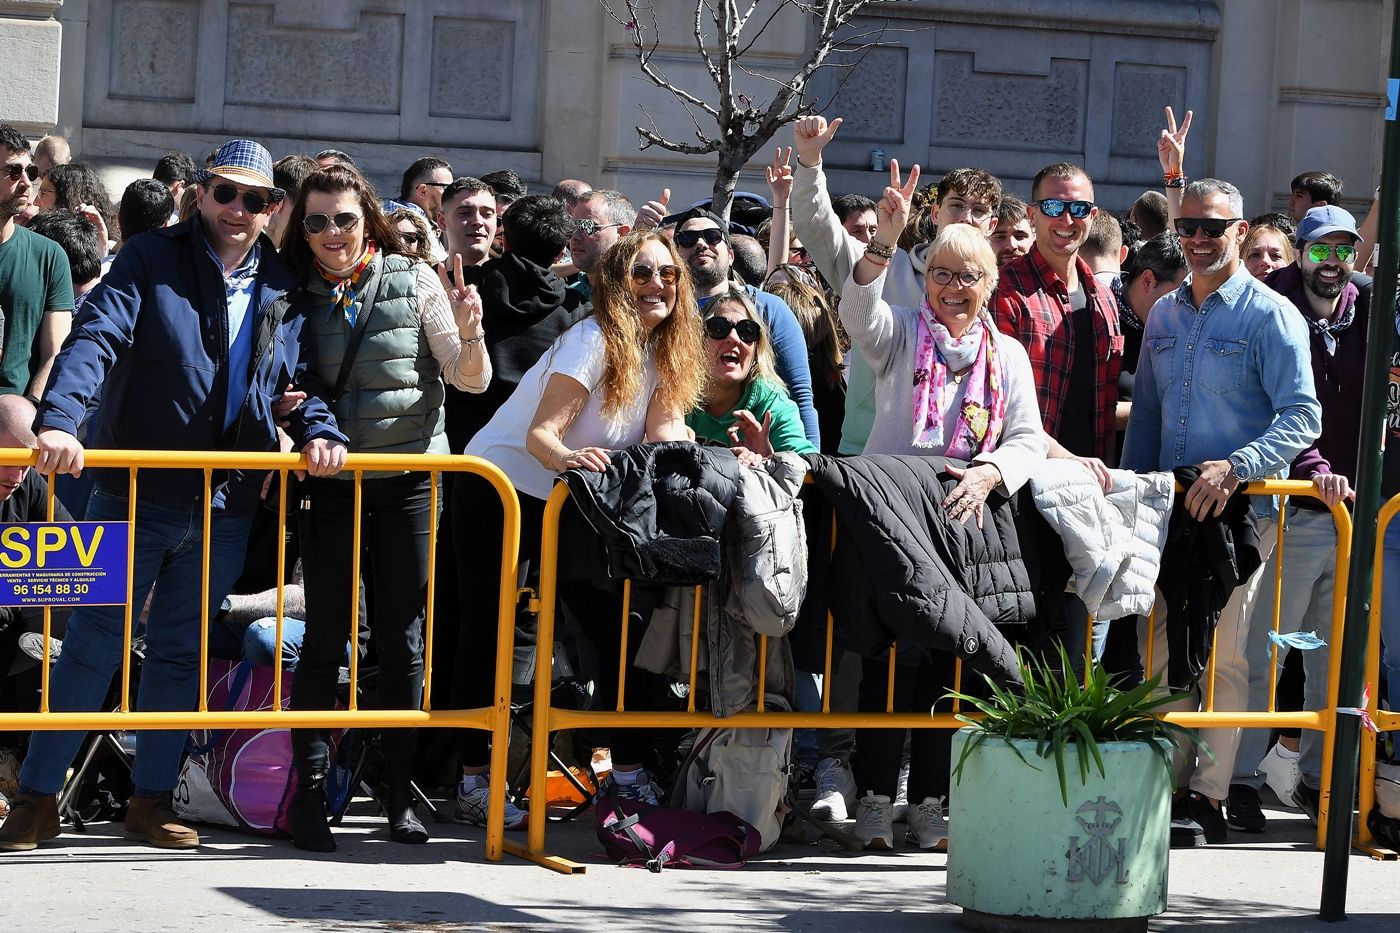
[328,264,384,403]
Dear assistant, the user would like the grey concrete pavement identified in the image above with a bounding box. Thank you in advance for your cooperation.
[3,795,1397,931]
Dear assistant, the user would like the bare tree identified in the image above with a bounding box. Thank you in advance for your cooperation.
[601,0,903,220]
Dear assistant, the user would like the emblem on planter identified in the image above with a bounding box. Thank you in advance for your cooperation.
[1067,796,1128,885]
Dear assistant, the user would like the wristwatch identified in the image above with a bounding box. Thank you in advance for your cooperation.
[1228,454,1250,483]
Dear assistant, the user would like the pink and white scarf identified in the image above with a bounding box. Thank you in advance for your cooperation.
[911,299,1007,458]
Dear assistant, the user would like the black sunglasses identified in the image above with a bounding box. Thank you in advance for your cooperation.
[4,163,39,182]
[629,263,681,286]
[209,183,272,214]
[1034,198,1095,219]
[675,227,725,249]
[703,316,761,344]
[302,212,363,235]
[1174,217,1243,239]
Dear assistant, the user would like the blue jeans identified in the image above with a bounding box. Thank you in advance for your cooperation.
[1382,518,1400,756]
[19,488,252,795]
[209,613,309,670]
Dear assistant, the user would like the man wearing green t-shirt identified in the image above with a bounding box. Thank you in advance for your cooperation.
[0,125,74,399]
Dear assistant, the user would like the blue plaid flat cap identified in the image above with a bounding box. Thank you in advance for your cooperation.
[197,139,284,201]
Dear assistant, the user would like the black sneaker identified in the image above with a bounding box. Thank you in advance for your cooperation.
[1292,782,1321,825]
[1170,791,1227,847]
[1226,784,1266,833]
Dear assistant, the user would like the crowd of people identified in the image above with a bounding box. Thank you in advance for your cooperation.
[0,101,1394,861]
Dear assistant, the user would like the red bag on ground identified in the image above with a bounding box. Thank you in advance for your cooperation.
[595,782,762,870]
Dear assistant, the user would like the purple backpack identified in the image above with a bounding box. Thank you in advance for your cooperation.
[174,659,349,836]
[595,783,762,870]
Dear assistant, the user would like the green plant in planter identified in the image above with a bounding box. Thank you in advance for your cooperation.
[947,644,1207,805]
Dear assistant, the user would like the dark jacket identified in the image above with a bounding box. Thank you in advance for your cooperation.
[1159,466,1264,689]
[39,217,345,512]
[803,454,1040,688]
[561,442,743,586]
[444,253,587,451]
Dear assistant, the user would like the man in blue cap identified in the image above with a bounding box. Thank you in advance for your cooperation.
[1226,205,1368,833]
[0,139,348,852]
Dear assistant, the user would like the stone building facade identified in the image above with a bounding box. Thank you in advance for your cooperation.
[0,0,1390,216]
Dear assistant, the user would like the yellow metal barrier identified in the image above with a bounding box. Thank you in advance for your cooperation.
[516,478,1352,870]
[1356,493,1400,858]
[0,448,521,861]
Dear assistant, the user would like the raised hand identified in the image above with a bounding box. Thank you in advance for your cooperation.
[1158,106,1192,176]
[793,115,843,168]
[727,409,774,457]
[634,187,671,231]
[438,253,484,338]
[876,158,921,243]
[765,147,794,206]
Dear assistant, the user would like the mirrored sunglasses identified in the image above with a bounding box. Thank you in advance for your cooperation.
[1306,243,1357,264]
[1034,198,1095,219]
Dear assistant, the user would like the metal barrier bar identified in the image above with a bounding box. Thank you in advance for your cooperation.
[0,448,522,862]
[1355,493,1400,858]
[517,478,1354,869]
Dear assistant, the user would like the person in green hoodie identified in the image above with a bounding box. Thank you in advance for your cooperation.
[687,286,816,456]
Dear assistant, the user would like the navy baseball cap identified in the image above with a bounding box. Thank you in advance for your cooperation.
[1295,205,1358,247]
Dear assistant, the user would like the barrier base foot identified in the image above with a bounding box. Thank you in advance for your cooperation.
[1356,839,1399,861]
[501,838,587,874]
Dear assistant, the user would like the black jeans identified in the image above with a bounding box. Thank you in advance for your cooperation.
[292,472,437,778]
[854,649,959,804]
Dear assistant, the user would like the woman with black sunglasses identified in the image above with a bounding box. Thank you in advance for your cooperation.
[688,286,815,456]
[457,230,706,812]
[278,165,491,852]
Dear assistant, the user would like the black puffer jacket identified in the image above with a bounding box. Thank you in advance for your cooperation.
[805,455,1039,687]
[562,442,743,585]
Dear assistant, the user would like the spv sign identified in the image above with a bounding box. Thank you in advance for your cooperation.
[0,522,131,607]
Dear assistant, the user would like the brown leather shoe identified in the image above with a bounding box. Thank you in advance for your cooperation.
[124,797,200,849]
[0,793,60,852]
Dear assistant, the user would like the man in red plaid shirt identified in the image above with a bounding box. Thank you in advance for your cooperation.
[992,163,1124,468]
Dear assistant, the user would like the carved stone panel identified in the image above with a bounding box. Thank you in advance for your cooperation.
[224,3,404,114]
[1110,63,1185,158]
[825,45,908,143]
[430,17,515,121]
[931,51,1087,153]
[108,0,199,103]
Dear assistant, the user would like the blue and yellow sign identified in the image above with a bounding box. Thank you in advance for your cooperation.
[0,522,131,607]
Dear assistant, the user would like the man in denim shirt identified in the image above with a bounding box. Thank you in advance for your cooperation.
[1123,178,1320,846]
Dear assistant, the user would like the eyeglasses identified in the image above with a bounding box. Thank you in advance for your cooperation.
[1034,199,1095,220]
[1174,217,1243,239]
[928,267,986,287]
[940,200,993,222]
[302,212,363,235]
[1306,242,1358,264]
[575,218,621,237]
[629,263,681,287]
[3,163,39,183]
[420,181,450,189]
[209,183,273,214]
[675,227,725,249]
[703,316,762,344]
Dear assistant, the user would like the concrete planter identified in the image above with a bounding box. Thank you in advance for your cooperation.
[947,728,1171,932]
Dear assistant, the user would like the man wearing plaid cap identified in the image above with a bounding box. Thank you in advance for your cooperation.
[0,139,349,853]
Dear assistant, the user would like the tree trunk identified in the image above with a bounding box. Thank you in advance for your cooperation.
[711,149,747,222]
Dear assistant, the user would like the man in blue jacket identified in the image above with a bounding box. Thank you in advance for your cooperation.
[0,139,347,853]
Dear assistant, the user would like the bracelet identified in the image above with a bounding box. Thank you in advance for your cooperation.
[1163,170,1186,189]
[865,239,895,260]
[463,333,485,345]
[862,251,890,267]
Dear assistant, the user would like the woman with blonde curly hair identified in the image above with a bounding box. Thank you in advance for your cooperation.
[454,230,707,814]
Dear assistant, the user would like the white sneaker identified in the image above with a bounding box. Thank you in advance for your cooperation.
[809,757,857,822]
[854,791,894,850]
[1259,742,1301,805]
[893,756,910,823]
[602,769,661,807]
[453,777,528,829]
[906,796,949,851]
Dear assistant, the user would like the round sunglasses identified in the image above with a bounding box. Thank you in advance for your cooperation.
[629,262,681,287]
[1306,243,1357,264]
[703,316,761,344]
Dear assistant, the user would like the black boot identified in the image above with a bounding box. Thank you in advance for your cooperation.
[288,774,336,853]
[382,779,428,844]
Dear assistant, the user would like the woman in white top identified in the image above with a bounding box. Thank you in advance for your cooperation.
[839,166,1049,853]
[456,230,707,816]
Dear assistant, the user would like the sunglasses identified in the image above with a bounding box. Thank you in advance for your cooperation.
[303,212,363,235]
[929,267,986,287]
[1174,217,1243,239]
[4,163,39,182]
[704,316,762,344]
[1306,243,1358,264]
[788,246,810,262]
[209,183,273,214]
[1034,199,1095,219]
[399,231,426,247]
[575,218,621,237]
[675,227,725,249]
[630,263,681,287]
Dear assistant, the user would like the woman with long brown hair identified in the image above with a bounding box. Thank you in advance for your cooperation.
[280,165,490,852]
[455,230,706,816]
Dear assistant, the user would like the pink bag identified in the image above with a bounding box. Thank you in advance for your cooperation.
[595,783,762,870]
[174,659,349,836]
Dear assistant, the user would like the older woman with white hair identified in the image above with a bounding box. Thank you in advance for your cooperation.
[838,163,1048,853]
